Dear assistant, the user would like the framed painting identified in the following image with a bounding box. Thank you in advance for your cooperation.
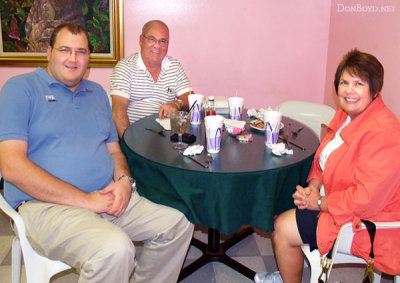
[0,0,124,67]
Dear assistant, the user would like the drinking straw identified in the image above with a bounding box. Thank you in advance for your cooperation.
[188,100,197,112]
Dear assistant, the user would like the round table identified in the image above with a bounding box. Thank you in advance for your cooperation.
[121,113,320,280]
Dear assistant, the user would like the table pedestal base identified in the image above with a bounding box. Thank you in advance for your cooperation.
[178,227,256,281]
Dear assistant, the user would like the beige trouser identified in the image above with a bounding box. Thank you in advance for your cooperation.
[18,191,194,283]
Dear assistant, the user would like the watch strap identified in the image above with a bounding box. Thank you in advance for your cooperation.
[317,197,322,211]
[117,175,136,190]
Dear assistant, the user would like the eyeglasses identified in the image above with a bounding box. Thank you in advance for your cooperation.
[142,35,169,47]
[53,47,89,57]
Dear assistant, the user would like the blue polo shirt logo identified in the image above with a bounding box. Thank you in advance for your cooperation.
[45,95,57,102]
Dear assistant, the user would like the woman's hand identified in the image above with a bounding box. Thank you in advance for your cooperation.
[293,184,322,211]
[293,185,309,209]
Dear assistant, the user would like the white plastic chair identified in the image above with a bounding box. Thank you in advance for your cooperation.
[276,100,336,140]
[0,189,72,283]
[301,222,400,282]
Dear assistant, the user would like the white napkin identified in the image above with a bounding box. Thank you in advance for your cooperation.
[266,142,294,156]
[155,118,171,130]
[247,108,267,120]
[183,145,204,156]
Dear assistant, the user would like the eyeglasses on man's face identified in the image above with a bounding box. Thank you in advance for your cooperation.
[53,46,89,57]
[142,35,169,47]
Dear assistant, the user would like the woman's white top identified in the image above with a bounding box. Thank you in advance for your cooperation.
[319,115,351,172]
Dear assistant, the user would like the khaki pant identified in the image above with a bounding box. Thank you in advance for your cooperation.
[19,191,194,283]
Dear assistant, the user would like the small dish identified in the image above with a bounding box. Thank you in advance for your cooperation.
[249,119,284,132]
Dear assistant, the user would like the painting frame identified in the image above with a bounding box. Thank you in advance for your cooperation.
[0,0,124,67]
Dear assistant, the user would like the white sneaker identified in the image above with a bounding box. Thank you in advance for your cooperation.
[254,271,283,283]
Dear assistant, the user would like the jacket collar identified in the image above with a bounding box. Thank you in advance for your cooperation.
[336,95,385,143]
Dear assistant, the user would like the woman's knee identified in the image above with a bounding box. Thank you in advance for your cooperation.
[273,209,303,247]
[273,209,297,240]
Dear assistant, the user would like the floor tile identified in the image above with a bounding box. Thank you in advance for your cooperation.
[226,234,261,258]
[254,230,274,256]
[213,261,253,283]
[180,260,216,283]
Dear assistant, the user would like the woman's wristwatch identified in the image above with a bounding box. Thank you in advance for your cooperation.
[317,197,322,211]
[117,175,136,191]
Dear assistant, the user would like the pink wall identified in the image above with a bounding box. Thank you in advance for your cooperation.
[126,0,331,109]
[325,0,400,118]
[0,1,398,118]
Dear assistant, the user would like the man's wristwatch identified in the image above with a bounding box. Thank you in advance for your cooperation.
[117,175,136,190]
[317,197,322,211]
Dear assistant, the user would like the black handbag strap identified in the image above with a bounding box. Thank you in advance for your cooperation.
[361,220,376,283]
[361,219,376,259]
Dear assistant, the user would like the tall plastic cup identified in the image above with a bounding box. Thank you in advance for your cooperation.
[264,110,282,146]
[228,97,244,120]
[188,94,204,125]
[204,115,224,153]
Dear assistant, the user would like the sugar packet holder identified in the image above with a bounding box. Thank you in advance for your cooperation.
[236,134,253,143]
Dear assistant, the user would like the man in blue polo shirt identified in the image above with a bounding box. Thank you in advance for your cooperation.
[0,23,193,283]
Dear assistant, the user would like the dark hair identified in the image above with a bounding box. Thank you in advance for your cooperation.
[334,49,384,97]
[49,23,93,52]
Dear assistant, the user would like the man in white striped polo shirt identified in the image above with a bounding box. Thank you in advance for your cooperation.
[110,20,193,137]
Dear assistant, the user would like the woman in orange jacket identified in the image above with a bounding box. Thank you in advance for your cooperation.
[255,49,400,283]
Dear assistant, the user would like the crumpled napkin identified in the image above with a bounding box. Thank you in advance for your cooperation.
[266,142,294,156]
[247,108,267,120]
[224,119,246,135]
[183,145,204,156]
[155,118,171,130]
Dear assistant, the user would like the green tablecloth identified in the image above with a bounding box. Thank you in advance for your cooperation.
[121,113,319,235]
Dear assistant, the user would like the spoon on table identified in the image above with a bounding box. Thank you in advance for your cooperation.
[206,154,213,172]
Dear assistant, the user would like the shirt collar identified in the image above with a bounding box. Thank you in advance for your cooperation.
[138,50,170,71]
[36,67,92,94]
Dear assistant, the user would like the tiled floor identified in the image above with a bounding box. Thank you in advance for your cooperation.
[0,210,395,282]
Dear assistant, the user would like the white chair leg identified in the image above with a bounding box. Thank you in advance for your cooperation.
[11,237,22,283]
[394,275,400,283]
[302,245,323,283]
[373,270,381,283]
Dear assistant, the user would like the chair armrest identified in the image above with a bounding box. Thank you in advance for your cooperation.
[0,194,27,238]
